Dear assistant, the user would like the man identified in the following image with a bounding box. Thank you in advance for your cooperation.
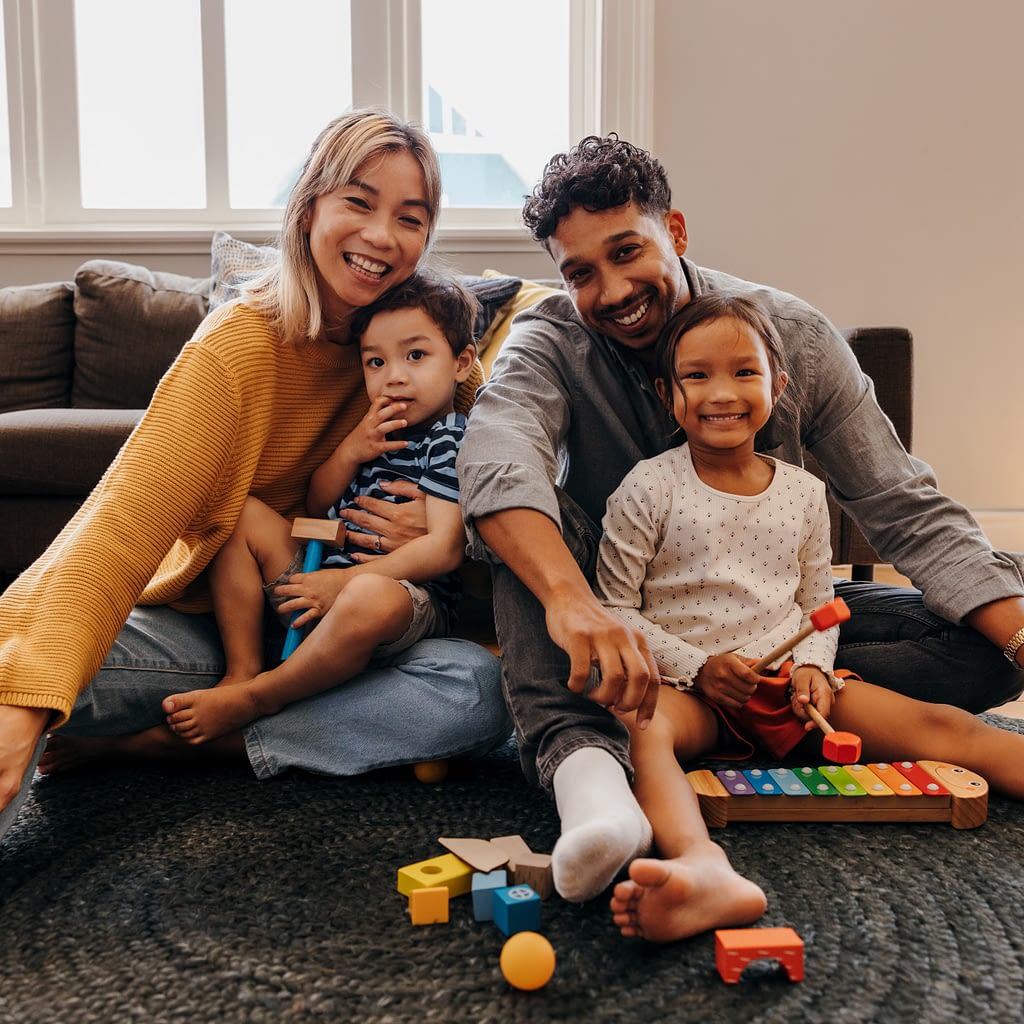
[457,134,1024,903]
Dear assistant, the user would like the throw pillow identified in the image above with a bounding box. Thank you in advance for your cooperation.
[477,270,565,376]
[452,272,522,343]
[209,230,279,310]
[0,281,76,413]
[72,260,212,409]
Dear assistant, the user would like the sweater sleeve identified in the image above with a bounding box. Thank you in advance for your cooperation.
[0,339,250,724]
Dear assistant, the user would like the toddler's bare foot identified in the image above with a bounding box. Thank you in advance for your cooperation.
[163,686,260,744]
[609,843,767,943]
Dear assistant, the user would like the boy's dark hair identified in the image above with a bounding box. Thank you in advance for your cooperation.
[350,270,479,355]
[521,134,673,245]
[656,292,799,426]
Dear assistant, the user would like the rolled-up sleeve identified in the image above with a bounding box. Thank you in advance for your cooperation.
[458,301,573,562]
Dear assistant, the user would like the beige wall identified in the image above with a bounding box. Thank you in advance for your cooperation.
[653,0,1024,512]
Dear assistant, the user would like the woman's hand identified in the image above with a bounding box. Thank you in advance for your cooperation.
[340,478,427,557]
[0,705,49,814]
[692,653,761,710]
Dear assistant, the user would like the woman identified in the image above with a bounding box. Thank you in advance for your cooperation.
[0,110,509,838]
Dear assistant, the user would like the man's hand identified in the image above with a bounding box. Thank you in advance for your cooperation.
[692,653,761,710]
[549,590,661,729]
[0,705,49,813]
[340,479,426,557]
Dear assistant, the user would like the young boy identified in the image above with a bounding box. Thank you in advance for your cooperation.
[161,269,478,743]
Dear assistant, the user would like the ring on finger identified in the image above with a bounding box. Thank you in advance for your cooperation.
[374,536,383,553]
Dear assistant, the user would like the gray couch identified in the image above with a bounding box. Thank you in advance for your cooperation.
[0,243,913,592]
[0,260,212,587]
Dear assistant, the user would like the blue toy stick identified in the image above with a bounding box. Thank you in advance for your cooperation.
[279,518,347,661]
[280,539,324,660]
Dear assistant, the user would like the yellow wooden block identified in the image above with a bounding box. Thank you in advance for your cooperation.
[409,886,449,925]
[397,853,473,897]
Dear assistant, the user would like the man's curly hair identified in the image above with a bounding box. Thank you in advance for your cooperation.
[521,134,672,244]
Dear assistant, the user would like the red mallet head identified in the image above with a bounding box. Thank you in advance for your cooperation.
[804,703,863,764]
[809,597,851,632]
[822,730,862,765]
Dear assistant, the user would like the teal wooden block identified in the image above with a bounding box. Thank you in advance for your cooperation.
[492,884,541,936]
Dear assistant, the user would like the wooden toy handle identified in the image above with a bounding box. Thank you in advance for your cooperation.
[803,703,834,735]
[750,597,851,674]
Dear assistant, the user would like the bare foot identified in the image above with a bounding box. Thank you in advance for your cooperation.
[39,723,246,774]
[38,725,193,774]
[609,843,767,943]
[163,686,260,744]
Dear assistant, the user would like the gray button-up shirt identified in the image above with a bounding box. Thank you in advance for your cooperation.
[458,258,1022,624]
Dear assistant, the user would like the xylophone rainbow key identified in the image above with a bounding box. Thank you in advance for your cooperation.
[686,760,988,830]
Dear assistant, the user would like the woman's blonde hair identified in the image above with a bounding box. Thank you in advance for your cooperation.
[246,109,442,345]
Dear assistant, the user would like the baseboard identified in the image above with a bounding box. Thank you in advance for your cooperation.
[973,510,1024,552]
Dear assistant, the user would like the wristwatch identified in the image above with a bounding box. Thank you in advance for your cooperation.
[1002,625,1024,665]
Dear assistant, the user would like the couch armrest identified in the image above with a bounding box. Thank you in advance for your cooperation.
[0,408,143,495]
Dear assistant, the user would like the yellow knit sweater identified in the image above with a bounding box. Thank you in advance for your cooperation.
[0,302,482,725]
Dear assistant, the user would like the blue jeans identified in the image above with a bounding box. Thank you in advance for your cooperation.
[62,605,511,778]
[495,491,1024,795]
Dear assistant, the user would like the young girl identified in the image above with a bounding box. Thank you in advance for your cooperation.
[594,292,1024,943]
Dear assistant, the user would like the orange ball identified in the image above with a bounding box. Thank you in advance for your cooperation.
[413,759,449,783]
[499,931,556,991]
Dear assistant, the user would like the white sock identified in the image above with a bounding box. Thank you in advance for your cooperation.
[550,746,652,902]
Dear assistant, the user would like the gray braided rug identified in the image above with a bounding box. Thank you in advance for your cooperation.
[3,716,1024,1024]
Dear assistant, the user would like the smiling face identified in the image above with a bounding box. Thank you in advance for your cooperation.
[359,306,475,430]
[664,316,781,457]
[306,150,431,327]
[547,201,691,356]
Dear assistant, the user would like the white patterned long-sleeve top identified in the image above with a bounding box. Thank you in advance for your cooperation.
[594,443,837,688]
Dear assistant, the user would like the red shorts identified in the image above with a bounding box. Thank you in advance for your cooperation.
[698,665,860,762]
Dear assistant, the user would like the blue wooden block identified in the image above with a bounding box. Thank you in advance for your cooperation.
[492,884,541,936]
[472,869,508,922]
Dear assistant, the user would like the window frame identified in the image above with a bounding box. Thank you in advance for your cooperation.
[0,0,653,248]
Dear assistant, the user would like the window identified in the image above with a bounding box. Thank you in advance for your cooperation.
[0,0,652,237]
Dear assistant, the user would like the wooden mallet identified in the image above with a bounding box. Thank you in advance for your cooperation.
[750,597,862,764]
[280,518,347,660]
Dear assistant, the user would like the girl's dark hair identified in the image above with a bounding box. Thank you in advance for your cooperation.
[349,269,479,356]
[522,134,672,244]
[655,292,799,425]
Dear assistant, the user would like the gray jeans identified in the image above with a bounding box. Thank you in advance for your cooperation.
[494,490,1024,794]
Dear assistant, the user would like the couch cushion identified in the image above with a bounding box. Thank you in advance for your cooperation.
[209,230,520,342]
[72,260,212,409]
[0,281,76,413]
[0,407,142,495]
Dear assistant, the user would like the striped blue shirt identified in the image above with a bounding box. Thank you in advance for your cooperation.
[323,411,466,629]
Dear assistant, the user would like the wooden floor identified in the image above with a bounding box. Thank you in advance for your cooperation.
[836,564,1024,720]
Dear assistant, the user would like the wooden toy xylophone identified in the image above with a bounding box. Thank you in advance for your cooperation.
[687,760,988,830]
